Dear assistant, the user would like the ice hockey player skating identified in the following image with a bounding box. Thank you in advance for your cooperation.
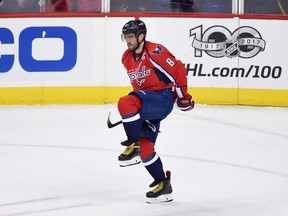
[117,19,194,203]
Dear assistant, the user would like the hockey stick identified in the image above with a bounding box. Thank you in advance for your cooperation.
[107,112,160,132]
[107,112,122,128]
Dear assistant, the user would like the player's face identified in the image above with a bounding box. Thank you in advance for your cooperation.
[122,33,138,50]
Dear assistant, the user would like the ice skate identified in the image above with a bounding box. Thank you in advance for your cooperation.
[118,140,141,167]
[146,171,173,204]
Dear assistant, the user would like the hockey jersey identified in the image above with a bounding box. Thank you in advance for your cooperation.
[121,41,188,99]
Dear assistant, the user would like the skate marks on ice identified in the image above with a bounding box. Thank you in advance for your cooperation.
[187,114,288,139]
[0,196,94,216]
[173,106,288,139]
[0,105,288,216]
[1,141,287,178]
[0,140,287,216]
[163,153,288,178]
[0,142,119,153]
[0,197,61,207]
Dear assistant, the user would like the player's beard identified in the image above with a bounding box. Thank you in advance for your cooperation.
[127,42,137,51]
[127,38,144,51]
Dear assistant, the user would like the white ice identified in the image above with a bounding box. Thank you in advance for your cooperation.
[0,104,288,216]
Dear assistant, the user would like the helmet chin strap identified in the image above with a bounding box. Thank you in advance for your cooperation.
[133,35,145,52]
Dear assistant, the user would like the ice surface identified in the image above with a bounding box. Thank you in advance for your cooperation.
[0,104,287,216]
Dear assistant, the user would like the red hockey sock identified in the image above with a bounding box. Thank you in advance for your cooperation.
[139,137,155,160]
[140,138,165,182]
[118,94,142,117]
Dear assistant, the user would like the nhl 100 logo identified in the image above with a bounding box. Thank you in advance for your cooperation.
[189,25,266,58]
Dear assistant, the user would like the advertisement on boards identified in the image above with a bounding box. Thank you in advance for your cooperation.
[238,19,288,89]
[0,18,105,87]
[141,17,288,90]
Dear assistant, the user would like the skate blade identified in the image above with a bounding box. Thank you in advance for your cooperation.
[119,156,141,167]
[146,193,173,204]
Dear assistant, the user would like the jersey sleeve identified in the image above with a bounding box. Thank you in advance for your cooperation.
[146,43,188,98]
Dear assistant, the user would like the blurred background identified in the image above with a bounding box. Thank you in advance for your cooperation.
[0,0,287,15]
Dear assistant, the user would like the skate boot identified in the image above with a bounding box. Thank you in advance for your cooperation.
[146,171,173,204]
[118,140,141,167]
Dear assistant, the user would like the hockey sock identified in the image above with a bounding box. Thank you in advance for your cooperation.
[118,95,143,141]
[142,152,165,182]
[122,114,143,141]
[118,94,141,116]
[140,138,165,182]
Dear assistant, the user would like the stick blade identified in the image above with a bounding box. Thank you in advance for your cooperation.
[107,112,122,128]
[107,112,113,128]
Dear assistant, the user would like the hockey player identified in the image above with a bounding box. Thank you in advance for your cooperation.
[117,20,194,203]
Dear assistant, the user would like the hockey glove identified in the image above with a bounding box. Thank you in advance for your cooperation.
[176,93,194,111]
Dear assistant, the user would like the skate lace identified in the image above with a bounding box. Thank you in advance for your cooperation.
[151,182,164,194]
[122,143,139,155]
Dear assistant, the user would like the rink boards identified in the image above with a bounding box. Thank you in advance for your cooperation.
[0,15,287,106]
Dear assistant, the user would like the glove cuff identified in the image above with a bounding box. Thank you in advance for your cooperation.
[175,97,194,111]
